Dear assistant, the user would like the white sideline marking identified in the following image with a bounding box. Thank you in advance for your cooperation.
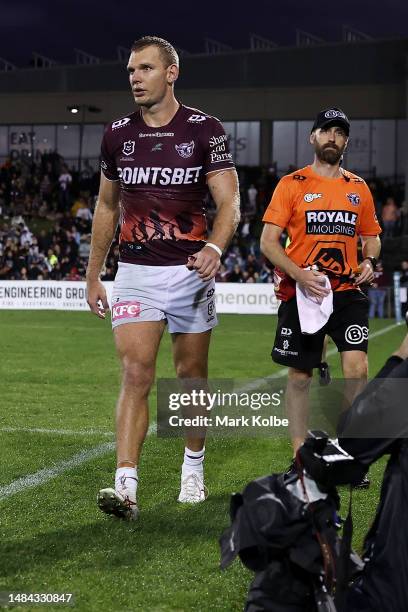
[0,426,115,437]
[0,423,156,502]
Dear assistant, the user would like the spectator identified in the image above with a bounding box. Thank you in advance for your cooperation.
[368,261,390,318]
[381,196,400,238]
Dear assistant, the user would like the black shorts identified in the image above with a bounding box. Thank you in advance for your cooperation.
[272,290,369,370]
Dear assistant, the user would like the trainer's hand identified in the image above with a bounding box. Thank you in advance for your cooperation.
[354,260,375,286]
[86,278,109,319]
[295,269,331,298]
[186,245,221,281]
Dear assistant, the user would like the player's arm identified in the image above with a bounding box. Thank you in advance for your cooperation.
[86,174,120,318]
[187,169,240,281]
[260,223,330,298]
[354,235,381,286]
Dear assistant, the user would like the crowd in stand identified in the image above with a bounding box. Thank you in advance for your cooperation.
[0,156,407,295]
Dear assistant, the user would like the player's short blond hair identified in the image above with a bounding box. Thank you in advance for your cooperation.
[131,36,179,68]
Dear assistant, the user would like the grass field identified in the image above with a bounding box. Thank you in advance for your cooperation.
[0,311,405,611]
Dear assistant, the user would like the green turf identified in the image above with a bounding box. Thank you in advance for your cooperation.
[0,312,405,611]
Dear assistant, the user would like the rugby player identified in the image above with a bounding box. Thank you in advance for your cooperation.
[86,36,240,520]
[260,108,381,484]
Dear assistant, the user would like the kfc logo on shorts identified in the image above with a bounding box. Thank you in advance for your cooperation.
[175,141,195,158]
[112,118,131,130]
[122,140,135,156]
[112,301,141,321]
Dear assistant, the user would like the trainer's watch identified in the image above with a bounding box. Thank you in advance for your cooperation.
[363,257,377,269]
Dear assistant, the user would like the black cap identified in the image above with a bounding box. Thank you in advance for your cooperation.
[311,107,350,136]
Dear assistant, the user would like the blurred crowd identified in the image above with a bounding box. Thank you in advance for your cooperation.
[0,156,407,291]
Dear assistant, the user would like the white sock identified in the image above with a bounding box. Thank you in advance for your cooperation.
[182,447,205,478]
[115,467,138,501]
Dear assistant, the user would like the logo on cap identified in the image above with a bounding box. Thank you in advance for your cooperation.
[324,110,346,120]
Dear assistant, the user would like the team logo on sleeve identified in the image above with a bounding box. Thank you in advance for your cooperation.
[346,193,360,206]
[122,140,135,156]
[112,118,130,129]
[175,141,195,158]
[187,114,206,123]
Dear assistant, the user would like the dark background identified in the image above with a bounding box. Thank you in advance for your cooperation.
[2,0,408,66]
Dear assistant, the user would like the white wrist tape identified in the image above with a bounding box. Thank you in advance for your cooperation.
[205,242,223,257]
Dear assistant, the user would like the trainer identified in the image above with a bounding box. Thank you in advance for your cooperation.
[86,36,240,520]
[260,107,381,468]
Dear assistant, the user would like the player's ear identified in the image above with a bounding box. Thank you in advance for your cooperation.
[167,64,179,85]
[309,131,316,145]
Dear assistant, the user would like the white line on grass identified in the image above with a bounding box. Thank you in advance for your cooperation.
[0,424,156,502]
[0,426,114,437]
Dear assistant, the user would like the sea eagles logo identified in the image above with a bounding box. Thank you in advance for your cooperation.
[175,140,195,158]
[347,192,360,206]
[122,140,135,156]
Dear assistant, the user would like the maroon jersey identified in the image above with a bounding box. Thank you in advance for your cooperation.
[100,104,235,265]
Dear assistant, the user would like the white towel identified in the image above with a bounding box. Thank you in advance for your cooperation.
[296,275,333,334]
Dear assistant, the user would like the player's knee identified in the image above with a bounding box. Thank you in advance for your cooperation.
[175,359,207,379]
[343,357,368,379]
[288,368,313,389]
[121,360,155,392]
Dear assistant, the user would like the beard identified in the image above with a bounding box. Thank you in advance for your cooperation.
[314,142,345,165]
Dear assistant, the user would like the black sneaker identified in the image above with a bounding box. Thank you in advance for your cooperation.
[318,362,331,386]
[352,474,370,490]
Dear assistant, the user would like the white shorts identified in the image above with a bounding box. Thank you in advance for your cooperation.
[111,262,217,333]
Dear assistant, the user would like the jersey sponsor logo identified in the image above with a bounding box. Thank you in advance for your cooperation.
[324,109,346,120]
[117,165,202,186]
[304,193,323,203]
[305,210,358,237]
[283,339,290,350]
[175,140,195,158]
[187,114,206,123]
[207,288,215,298]
[151,143,163,152]
[347,192,360,206]
[305,243,346,275]
[112,118,131,130]
[112,300,141,321]
[210,151,233,164]
[209,134,228,147]
[139,131,174,138]
[281,327,292,336]
[345,324,368,344]
[122,140,135,156]
[293,174,306,181]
